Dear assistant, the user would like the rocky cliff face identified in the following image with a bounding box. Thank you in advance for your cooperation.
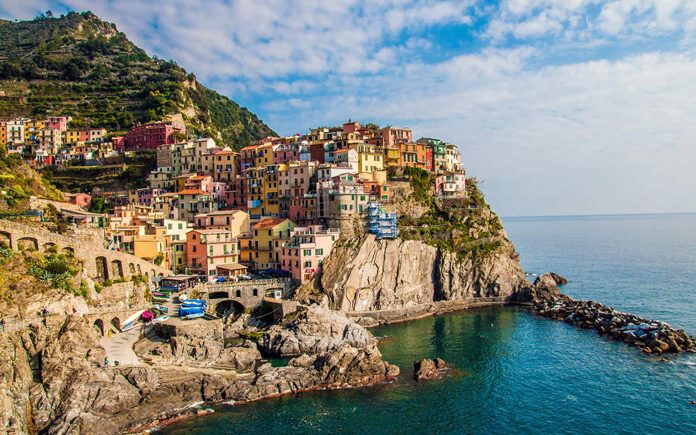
[0,306,398,434]
[317,235,528,315]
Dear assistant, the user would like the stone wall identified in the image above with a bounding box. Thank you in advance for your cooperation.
[0,219,171,283]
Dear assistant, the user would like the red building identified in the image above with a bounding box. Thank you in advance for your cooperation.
[123,121,186,150]
[46,116,69,131]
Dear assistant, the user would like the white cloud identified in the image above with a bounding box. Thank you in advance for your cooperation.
[3,0,696,215]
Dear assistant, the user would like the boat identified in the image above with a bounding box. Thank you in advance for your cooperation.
[153,315,169,323]
[151,291,168,297]
[181,299,206,307]
[152,296,171,303]
[184,312,205,320]
[179,306,206,317]
[153,304,169,313]
[120,309,145,331]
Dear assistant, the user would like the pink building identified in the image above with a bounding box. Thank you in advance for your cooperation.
[46,116,69,131]
[66,192,92,209]
[273,142,303,164]
[381,126,412,148]
[435,173,466,199]
[277,226,340,282]
[184,175,214,193]
[123,121,186,150]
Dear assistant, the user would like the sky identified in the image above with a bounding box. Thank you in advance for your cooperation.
[2,0,696,217]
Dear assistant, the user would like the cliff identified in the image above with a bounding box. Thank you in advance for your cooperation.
[317,235,527,318]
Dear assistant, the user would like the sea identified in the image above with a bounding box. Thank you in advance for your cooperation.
[161,213,696,434]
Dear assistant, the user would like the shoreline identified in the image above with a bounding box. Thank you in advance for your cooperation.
[345,297,532,326]
[125,294,694,433]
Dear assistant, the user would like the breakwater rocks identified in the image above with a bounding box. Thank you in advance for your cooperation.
[533,293,696,355]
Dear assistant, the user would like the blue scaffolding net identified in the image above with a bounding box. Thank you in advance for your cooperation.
[366,201,399,239]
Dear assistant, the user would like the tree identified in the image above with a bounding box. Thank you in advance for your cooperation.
[89,195,106,213]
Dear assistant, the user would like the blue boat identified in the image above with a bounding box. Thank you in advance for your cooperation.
[179,306,207,317]
[182,299,206,307]
[184,312,205,320]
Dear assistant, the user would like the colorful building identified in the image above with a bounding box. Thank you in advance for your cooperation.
[195,210,250,237]
[251,218,295,270]
[186,228,240,279]
[277,226,340,282]
[123,121,186,150]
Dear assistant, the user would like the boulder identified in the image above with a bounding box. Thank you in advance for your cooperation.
[413,358,447,381]
[260,305,375,357]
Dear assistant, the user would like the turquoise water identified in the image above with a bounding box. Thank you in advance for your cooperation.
[162,214,696,434]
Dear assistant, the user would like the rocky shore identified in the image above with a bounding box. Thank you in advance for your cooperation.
[528,274,696,355]
[0,305,399,434]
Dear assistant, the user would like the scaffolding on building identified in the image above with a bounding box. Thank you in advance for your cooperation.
[366,201,399,239]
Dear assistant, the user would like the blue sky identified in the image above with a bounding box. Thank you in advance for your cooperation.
[2,0,696,216]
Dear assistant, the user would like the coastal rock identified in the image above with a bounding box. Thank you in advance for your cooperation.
[317,235,527,316]
[414,358,448,381]
[133,321,261,372]
[1,313,400,434]
[532,297,696,354]
[260,305,375,357]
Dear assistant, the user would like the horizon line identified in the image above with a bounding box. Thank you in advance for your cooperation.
[501,211,696,219]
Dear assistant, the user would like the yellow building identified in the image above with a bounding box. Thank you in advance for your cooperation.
[0,122,6,146]
[354,143,384,173]
[251,217,294,270]
[65,130,81,144]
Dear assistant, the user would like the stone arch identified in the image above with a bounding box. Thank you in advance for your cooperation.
[62,246,75,256]
[252,288,259,297]
[96,256,109,280]
[150,269,155,282]
[17,237,38,251]
[43,242,58,253]
[0,231,12,249]
[93,319,104,336]
[235,289,242,298]
[209,291,228,299]
[111,317,121,332]
[129,263,136,274]
[137,264,142,275]
[215,300,245,317]
[157,272,164,278]
[144,272,149,283]
[111,260,123,279]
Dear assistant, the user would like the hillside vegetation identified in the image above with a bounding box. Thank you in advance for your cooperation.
[0,147,63,210]
[390,167,505,256]
[0,11,275,148]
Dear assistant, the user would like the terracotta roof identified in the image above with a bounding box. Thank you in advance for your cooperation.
[177,189,208,195]
[187,175,208,180]
[240,144,259,151]
[253,217,288,230]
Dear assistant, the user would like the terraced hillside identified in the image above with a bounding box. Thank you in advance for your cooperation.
[0,11,275,148]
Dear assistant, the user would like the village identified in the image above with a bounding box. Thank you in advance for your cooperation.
[1,117,467,289]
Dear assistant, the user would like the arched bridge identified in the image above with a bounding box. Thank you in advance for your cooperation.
[0,219,171,284]
[196,278,297,313]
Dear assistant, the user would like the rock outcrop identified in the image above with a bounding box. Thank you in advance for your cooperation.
[0,305,398,434]
[260,305,375,357]
[134,321,261,372]
[317,235,528,316]
[413,358,448,381]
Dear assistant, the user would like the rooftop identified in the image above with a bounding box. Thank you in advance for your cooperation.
[254,217,289,230]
